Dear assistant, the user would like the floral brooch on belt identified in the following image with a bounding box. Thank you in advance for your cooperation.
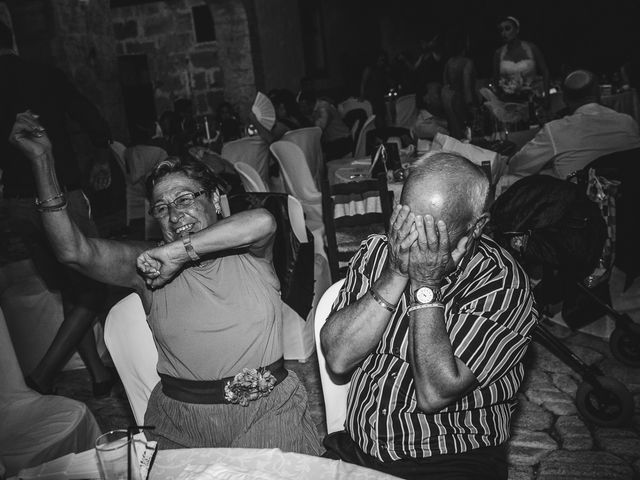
[224,368,277,406]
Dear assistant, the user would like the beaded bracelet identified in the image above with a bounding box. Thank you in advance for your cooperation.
[35,192,65,206]
[37,200,68,213]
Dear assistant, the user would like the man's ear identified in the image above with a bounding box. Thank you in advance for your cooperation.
[470,213,490,240]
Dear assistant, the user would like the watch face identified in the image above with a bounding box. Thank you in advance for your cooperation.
[415,286,434,304]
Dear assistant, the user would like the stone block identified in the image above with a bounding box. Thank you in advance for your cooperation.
[124,41,156,55]
[508,465,535,480]
[555,415,594,451]
[508,431,557,466]
[144,15,175,37]
[594,427,640,461]
[565,331,611,355]
[530,342,579,376]
[176,12,194,32]
[512,396,554,431]
[113,20,138,41]
[598,359,640,394]
[538,450,633,479]
[551,373,579,397]
[527,387,577,416]
[190,50,218,69]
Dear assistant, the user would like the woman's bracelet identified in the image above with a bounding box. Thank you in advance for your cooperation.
[35,192,65,206]
[369,287,398,312]
[182,234,201,263]
[37,200,68,212]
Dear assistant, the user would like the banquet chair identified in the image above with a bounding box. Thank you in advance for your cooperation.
[221,135,271,186]
[313,279,350,434]
[269,140,323,225]
[104,293,160,426]
[234,161,268,192]
[338,97,373,119]
[0,306,102,478]
[353,114,377,159]
[282,126,323,184]
[393,94,417,129]
[322,173,393,282]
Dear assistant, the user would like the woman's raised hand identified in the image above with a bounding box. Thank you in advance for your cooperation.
[9,111,52,162]
[136,242,185,289]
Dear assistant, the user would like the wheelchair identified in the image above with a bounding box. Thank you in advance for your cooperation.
[488,172,638,427]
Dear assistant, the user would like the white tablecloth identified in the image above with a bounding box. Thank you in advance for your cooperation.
[14,447,400,480]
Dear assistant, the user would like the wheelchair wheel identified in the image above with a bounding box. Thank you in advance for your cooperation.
[575,376,633,427]
[609,324,640,368]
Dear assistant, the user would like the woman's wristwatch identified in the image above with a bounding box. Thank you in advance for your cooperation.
[408,285,444,314]
[182,234,201,263]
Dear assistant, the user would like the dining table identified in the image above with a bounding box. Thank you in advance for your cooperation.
[12,446,401,480]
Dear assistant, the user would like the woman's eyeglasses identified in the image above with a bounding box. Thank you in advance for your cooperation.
[149,190,207,218]
[499,25,513,33]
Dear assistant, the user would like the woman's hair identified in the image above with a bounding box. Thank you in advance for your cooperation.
[500,16,520,31]
[145,156,224,201]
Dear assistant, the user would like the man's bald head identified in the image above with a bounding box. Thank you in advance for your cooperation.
[563,69,599,109]
[400,152,490,242]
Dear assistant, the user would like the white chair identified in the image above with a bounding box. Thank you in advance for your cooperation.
[0,306,102,478]
[353,114,377,159]
[313,279,350,434]
[234,161,268,193]
[104,293,160,426]
[282,126,323,184]
[393,94,417,129]
[221,136,271,186]
[338,97,373,119]
[269,141,323,225]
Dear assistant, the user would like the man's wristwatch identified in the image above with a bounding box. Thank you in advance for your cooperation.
[413,285,443,305]
[408,285,444,314]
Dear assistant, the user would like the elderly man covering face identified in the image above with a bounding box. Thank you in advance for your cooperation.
[321,152,539,480]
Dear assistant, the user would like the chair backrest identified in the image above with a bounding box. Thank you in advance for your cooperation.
[221,136,271,185]
[313,279,349,434]
[234,161,268,192]
[338,97,373,119]
[109,140,127,175]
[269,140,322,209]
[353,114,377,159]
[322,173,393,282]
[394,94,417,129]
[0,306,31,398]
[104,293,160,426]
[282,127,323,183]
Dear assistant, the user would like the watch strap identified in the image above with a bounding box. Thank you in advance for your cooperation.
[182,234,201,263]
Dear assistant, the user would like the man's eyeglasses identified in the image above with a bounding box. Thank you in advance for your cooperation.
[149,190,207,218]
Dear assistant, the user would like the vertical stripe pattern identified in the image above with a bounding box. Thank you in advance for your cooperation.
[332,234,539,462]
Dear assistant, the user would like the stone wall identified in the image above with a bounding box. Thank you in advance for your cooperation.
[111,0,257,121]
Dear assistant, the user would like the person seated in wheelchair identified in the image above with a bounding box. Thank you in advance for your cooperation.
[320,152,539,479]
[9,111,322,454]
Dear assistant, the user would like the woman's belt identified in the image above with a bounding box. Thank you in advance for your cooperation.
[160,357,288,405]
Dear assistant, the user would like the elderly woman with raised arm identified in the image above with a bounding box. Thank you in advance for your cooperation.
[9,111,321,453]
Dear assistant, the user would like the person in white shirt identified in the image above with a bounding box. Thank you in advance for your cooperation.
[507,69,640,180]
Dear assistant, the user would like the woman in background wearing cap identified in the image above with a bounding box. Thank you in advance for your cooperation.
[492,16,550,103]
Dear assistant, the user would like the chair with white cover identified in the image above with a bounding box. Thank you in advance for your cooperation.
[393,94,417,129]
[234,161,268,193]
[353,114,377,159]
[122,144,168,225]
[313,279,350,434]
[221,136,271,186]
[338,97,373,119]
[269,140,323,225]
[104,293,160,426]
[282,126,323,184]
[0,306,102,478]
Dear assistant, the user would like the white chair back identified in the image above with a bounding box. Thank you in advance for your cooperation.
[314,279,350,434]
[353,114,376,159]
[109,140,127,174]
[338,97,373,119]
[0,306,31,399]
[123,145,168,225]
[282,126,323,183]
[104,293,160,426]
[269,141,322,224]
[234,161,268,192]
[221,136,271,185]
[394,94,417,129]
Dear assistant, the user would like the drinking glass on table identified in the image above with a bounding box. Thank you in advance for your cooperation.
[95,429,142,480]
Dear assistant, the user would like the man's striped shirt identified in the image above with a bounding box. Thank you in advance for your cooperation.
[331,234,539,462]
